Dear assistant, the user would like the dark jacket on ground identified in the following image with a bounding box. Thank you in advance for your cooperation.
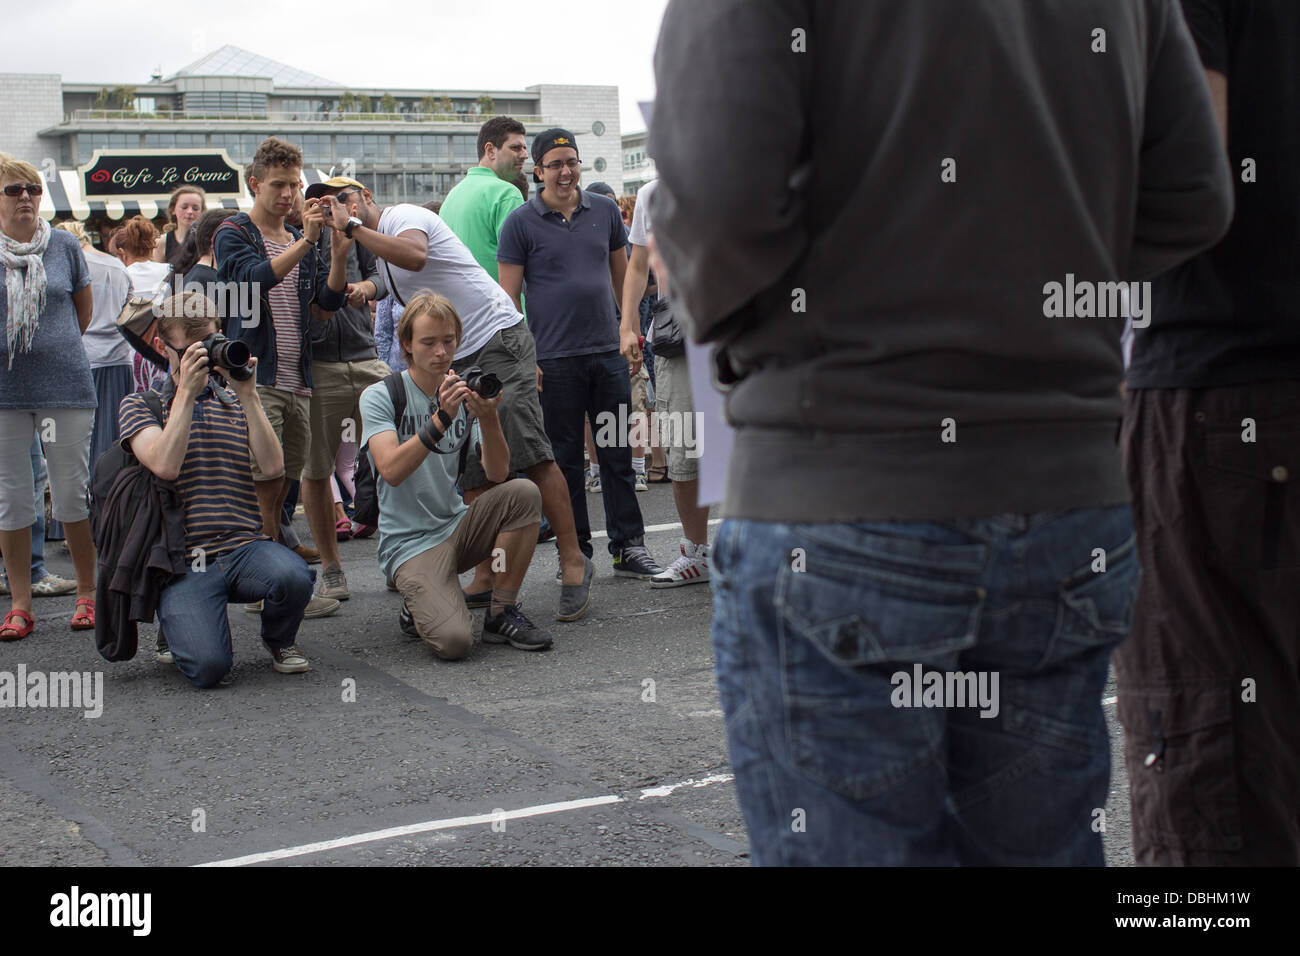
[94,464,187,662]
[212,212,347,389]
[649,0,1234,521]
[309,230,387,364]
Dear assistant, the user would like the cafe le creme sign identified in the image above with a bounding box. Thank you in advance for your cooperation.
[80,149,244,200]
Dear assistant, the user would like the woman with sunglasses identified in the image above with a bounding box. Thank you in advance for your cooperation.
[0,154,99,640]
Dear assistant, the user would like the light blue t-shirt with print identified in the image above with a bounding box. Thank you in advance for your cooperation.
[359,371,481,580]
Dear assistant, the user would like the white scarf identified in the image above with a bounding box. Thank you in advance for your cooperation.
[0,217,51,369]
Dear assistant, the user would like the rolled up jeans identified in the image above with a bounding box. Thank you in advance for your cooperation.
[710,506,1136,866]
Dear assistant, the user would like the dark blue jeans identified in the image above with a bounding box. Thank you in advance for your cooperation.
[158,539,313,689]
[710,506,1137,865]
[538,350,646,556]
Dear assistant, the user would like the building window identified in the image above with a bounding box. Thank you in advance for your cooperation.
[211,133,271,164]
[435,172,463,198]
[278,99,317,118]
[337,134,390,165]
[404,172,434,201]
[371,172,400,203]
[78,132,139,163]
[451,135,476,165]
[144,133,175,149]
[297,134,332,165]
[394,135,447,164]
[182,91,268,116]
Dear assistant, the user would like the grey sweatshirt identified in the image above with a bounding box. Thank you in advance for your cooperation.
[649,0,1233,521]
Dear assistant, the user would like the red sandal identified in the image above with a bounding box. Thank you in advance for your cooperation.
[1,608,35,641]
[70,598,95,631]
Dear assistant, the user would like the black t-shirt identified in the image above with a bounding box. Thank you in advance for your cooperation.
[1128,0,1300,389]
[181,263,219,290]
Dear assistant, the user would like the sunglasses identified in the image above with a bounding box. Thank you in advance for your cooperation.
[2,183,43,198]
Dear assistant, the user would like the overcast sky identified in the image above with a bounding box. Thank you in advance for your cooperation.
[11,0,670,132]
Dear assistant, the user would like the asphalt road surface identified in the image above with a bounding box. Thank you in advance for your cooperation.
[0,484,1135,867]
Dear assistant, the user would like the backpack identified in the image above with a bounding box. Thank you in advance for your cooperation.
[352,372,474,528]
[90,390,167,545]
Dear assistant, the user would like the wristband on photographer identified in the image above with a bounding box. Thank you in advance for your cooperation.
[417,415,445,453]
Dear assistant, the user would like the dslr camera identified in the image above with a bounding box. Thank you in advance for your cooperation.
[202,333,254,381]
[459,365,502,399]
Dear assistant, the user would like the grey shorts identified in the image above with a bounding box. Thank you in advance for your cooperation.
[653,352,699,482]
[452,321,554,491]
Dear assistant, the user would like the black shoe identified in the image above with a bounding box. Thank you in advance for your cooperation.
[399,601,420,639]
[482,605,552,651]
[612,545,663,580]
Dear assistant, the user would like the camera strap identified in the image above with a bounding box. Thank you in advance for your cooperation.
[383,258,406,308]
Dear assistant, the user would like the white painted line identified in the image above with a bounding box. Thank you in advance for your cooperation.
[590,518,724,540]
[1102,696,1118,706]
[195,795,623,867]
[686,709,723,718]
[639,772,734,800]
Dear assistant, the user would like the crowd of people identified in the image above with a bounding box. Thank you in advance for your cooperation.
[1,0,1295,869]
[0,113,709,679]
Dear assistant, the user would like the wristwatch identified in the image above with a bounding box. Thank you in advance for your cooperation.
[344,217,363,239]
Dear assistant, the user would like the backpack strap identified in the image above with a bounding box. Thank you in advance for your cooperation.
[140,389,166,427]
[383,371,407,426]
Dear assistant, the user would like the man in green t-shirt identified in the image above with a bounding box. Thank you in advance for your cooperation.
[439,116,528,282]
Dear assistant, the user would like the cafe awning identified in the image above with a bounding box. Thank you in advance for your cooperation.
[38,167,255,222]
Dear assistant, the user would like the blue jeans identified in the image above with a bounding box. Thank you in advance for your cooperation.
[158,540,313,689]
[538,350,646,556]
[710,507,1137,866]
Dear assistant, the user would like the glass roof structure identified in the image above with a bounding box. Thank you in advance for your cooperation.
[166,45,343,88]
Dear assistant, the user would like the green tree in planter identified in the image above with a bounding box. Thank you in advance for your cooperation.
[475,94,494,116]
[436,96,455,120]
[379,93,399,118]
[417,95,439,120]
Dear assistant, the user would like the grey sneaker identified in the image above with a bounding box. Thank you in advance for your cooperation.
[483,605,553,650]
[634,472,649,493]
[264,642,310,673]
[318,563,350,601]
[154,631,174,665]
[32,573,77,597]
[556,555,595,622]
[303,595,341,619]
[612,545,663,580]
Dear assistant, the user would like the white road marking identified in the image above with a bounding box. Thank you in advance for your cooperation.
[1102,696,1118,706]
[590,518,724,540]
[195,795,623,867]
[686,709,723,718]
[196,767,741,866]
[638,772,734,800]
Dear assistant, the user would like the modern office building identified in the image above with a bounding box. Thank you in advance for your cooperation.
[621,129,656,195]
[0,45,621,225]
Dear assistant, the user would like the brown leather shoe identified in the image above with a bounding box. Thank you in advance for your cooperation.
[293,544,321,565]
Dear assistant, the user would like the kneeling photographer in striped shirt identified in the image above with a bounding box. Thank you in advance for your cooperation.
[119,291,336,689]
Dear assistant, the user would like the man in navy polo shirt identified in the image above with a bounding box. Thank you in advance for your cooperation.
[497,129,662,580]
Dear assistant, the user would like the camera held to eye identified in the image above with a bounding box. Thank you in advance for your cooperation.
[202,333,253,381]
[459,365,502,399]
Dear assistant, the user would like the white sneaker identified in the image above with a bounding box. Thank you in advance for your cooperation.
[650,538,710,588]
[634,472,649,492]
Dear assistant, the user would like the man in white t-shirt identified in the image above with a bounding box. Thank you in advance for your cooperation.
[322,185,595,621]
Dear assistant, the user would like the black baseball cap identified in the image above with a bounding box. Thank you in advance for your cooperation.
[531,128,580,165]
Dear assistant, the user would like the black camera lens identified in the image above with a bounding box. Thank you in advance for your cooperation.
[203,334,254,381]
[460,365,502,399]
